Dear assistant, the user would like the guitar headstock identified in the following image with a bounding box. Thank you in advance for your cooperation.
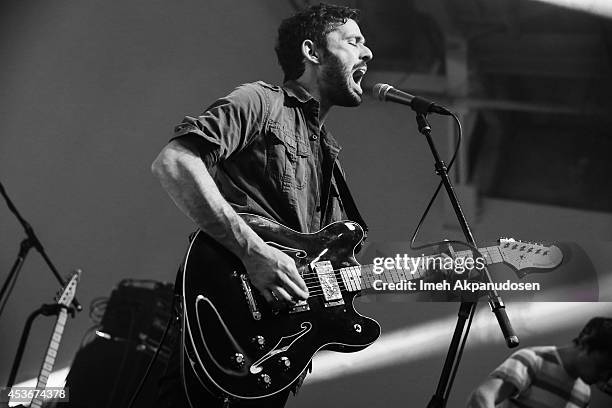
[54,269,81,307]
[498,238,563,273]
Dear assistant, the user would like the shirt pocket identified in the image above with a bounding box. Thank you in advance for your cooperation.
[266,120,311,191]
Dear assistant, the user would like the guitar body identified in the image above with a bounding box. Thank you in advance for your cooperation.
[181,214,380,402]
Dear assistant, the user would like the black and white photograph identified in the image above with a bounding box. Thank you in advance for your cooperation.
[1,1,612,407]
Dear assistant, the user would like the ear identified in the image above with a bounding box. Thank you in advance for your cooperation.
[301,39,321,64]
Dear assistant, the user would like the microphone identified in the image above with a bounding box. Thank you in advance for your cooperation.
[373,83,451,116]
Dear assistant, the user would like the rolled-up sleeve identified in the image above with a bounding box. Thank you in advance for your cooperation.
[489,349,537,398]
[172,82,269,166]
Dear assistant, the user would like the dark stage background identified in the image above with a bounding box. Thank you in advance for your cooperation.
[1,0,611,407]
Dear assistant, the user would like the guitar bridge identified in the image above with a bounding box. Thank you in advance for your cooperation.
[289,299,310,314]
[240,274,261,320]
[312,261,344,307]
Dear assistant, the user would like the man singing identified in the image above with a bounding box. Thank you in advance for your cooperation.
[152,3,372,407]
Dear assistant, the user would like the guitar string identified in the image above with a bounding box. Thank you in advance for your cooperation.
[299,265,484,295]
[300,270,422,279]
[296,246,500,277]
[289,247,506,283]
[300,271,423,283]
[300,275,402,287]
[251,247,534,299]
[298,254,497,280]
[252,246,503,296]
[252,245,501,281]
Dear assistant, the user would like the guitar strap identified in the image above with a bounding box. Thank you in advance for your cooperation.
[333,161,369,241]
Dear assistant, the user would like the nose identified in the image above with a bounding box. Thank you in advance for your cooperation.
[361,44,373,62]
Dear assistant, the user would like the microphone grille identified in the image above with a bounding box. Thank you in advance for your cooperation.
[372,83,392,101]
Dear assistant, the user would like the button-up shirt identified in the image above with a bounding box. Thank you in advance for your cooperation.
[173,80,346,232]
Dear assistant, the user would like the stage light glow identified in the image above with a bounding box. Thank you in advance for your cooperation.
[530,0,612,18]
[307,275,612,384]
[8,367,69,406]
[307,302,611,384]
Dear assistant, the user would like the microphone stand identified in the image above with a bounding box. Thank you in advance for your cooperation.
[0,182,82,319]
[412,113,519,408]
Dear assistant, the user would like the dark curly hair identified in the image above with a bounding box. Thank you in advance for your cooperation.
[275,3,360,81]
[573,317,612,354]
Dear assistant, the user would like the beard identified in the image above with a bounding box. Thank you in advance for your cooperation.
[319,51,362,107]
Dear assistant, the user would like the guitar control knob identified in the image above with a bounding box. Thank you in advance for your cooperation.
[258,373,272,388]
[252,335,266,349]
[278,356,291,371]
[231,353,245,368]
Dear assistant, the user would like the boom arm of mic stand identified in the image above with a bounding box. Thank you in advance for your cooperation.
[0,182,82,312]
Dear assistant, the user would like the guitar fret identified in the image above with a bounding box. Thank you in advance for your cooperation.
[341,267,352,291]
[340,266,364,292]
[357,266,365,290]
[485,246,503,263]
[415,263,425,279]
[347,266,358,291]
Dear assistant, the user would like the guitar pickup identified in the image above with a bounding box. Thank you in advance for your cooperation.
[312,261,344,307]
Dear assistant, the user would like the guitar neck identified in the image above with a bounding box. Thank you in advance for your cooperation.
[30,308,68,408]
[339,246,504,292]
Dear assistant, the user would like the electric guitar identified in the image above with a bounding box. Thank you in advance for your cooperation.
[21,270,80,408]
[180,214,562,403]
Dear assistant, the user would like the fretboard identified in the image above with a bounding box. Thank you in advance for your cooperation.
[339,245,504,292]
[30,308,68,408]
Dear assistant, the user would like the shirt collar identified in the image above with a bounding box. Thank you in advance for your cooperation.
[282,80,317,105]
[282,80,341,153]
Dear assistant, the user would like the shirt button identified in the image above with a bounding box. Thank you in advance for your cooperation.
[310,134,318,141]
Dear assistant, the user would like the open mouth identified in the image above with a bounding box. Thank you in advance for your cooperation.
[352,67,367,93]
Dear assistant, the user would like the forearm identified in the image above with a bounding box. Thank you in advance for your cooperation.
[151,140,264,259]
[466,390,495,408]
[467,378,515,408]
[151,138,308,302]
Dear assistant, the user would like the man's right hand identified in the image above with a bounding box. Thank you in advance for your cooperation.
[242,244,309,306]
